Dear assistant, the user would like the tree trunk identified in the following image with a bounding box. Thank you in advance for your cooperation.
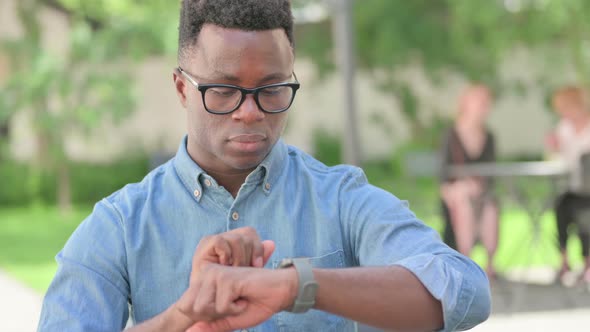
[57,161,72,214]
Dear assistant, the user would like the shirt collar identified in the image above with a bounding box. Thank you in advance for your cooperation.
[258,138,288,194]
[173,135,288,197]
[173,136,206,201]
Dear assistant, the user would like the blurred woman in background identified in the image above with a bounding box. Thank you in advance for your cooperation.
[546,86,590,285]
[439,85,499,279]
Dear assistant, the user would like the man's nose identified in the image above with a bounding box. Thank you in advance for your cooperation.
[232,94,265,123]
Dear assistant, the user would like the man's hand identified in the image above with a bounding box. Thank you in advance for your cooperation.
[184,265,298,332]
[190,227,275,281]
[174,227,277,327]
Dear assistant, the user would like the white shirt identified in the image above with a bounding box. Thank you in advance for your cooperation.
[556,119,590,192]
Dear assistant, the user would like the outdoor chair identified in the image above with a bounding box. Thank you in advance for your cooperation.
[574,152,590,244]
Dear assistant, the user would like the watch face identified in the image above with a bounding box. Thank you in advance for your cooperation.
[279,258,294,269]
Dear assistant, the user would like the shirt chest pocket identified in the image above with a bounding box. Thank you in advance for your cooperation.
[271,250,355,332]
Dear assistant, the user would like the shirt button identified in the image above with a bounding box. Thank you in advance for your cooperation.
[193,189,200,198]
[264,183,271,190]
[204,179,212,187]
[232,211,240,221]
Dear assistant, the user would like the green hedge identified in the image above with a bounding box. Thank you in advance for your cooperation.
[0,159,31,205]
[312,129,342,166]
[0,157,150,206]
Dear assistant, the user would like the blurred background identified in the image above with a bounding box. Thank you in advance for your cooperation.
[1,0,590,330]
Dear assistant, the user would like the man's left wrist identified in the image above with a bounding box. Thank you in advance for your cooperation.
[277,258,318,313]
[277,266,299,311]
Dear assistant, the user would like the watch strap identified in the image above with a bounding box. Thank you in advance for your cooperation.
[279,258,318,313]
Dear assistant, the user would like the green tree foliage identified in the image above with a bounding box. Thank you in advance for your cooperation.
[46,0,180,57]
[3,0,590,211]
[296,0,590,147]
[0,0,148,211]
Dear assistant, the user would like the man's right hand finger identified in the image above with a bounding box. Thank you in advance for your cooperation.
[230,227,263,267]
[250,235,265,268]
[223,233,246,266]
[193,227,269,273]
[261,240,275,266]
[211,237,232,266]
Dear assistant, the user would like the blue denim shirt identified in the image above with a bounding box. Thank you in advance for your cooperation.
[38,137,490,332]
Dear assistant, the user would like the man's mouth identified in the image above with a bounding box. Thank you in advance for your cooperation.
[228,133,266,143]
[228,133,267,153]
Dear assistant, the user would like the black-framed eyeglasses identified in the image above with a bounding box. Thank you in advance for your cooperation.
[178,67,300,114]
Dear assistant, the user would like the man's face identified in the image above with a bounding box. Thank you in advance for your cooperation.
[175,24,294,173]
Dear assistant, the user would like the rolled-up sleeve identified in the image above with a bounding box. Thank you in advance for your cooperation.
[396,253,491,331]
[38,199,130,332]
[339,168,491,331]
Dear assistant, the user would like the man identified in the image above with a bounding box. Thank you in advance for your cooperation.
[38,1,491,331]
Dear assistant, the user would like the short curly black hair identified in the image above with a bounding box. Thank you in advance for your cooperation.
[178,0,294,62]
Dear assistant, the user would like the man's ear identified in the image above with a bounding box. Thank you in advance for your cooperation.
[173,68,188,108]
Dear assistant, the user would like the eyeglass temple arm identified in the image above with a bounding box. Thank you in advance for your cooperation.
[177,67,200,88]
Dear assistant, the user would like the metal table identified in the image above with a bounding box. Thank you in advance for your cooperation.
[448,161,569,245]
[448,161,571,311]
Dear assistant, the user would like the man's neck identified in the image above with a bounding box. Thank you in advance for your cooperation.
[205,168,253,197]
[186,140,257,197]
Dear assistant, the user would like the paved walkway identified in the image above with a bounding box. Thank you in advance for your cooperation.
[472,267,590,330]
[0,270,42,332]
[2,268,590,332]
[472,308,590,331]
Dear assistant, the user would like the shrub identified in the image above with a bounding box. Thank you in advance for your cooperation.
[0,156,150,206]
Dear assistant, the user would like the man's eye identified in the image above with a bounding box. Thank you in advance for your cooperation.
[260,87,283,96]
[209,88,238,97]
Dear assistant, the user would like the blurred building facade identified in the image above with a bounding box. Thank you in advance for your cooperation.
[0,0,569,164]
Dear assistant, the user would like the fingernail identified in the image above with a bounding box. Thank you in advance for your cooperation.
[255,256,263,267]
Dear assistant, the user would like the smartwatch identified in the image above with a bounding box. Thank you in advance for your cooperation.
[278,257,318,313]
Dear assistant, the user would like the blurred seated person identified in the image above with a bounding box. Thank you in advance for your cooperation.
[439,85,499,279]
[546,86,590,285]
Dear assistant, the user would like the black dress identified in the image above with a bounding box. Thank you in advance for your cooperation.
[438,127,496,249]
